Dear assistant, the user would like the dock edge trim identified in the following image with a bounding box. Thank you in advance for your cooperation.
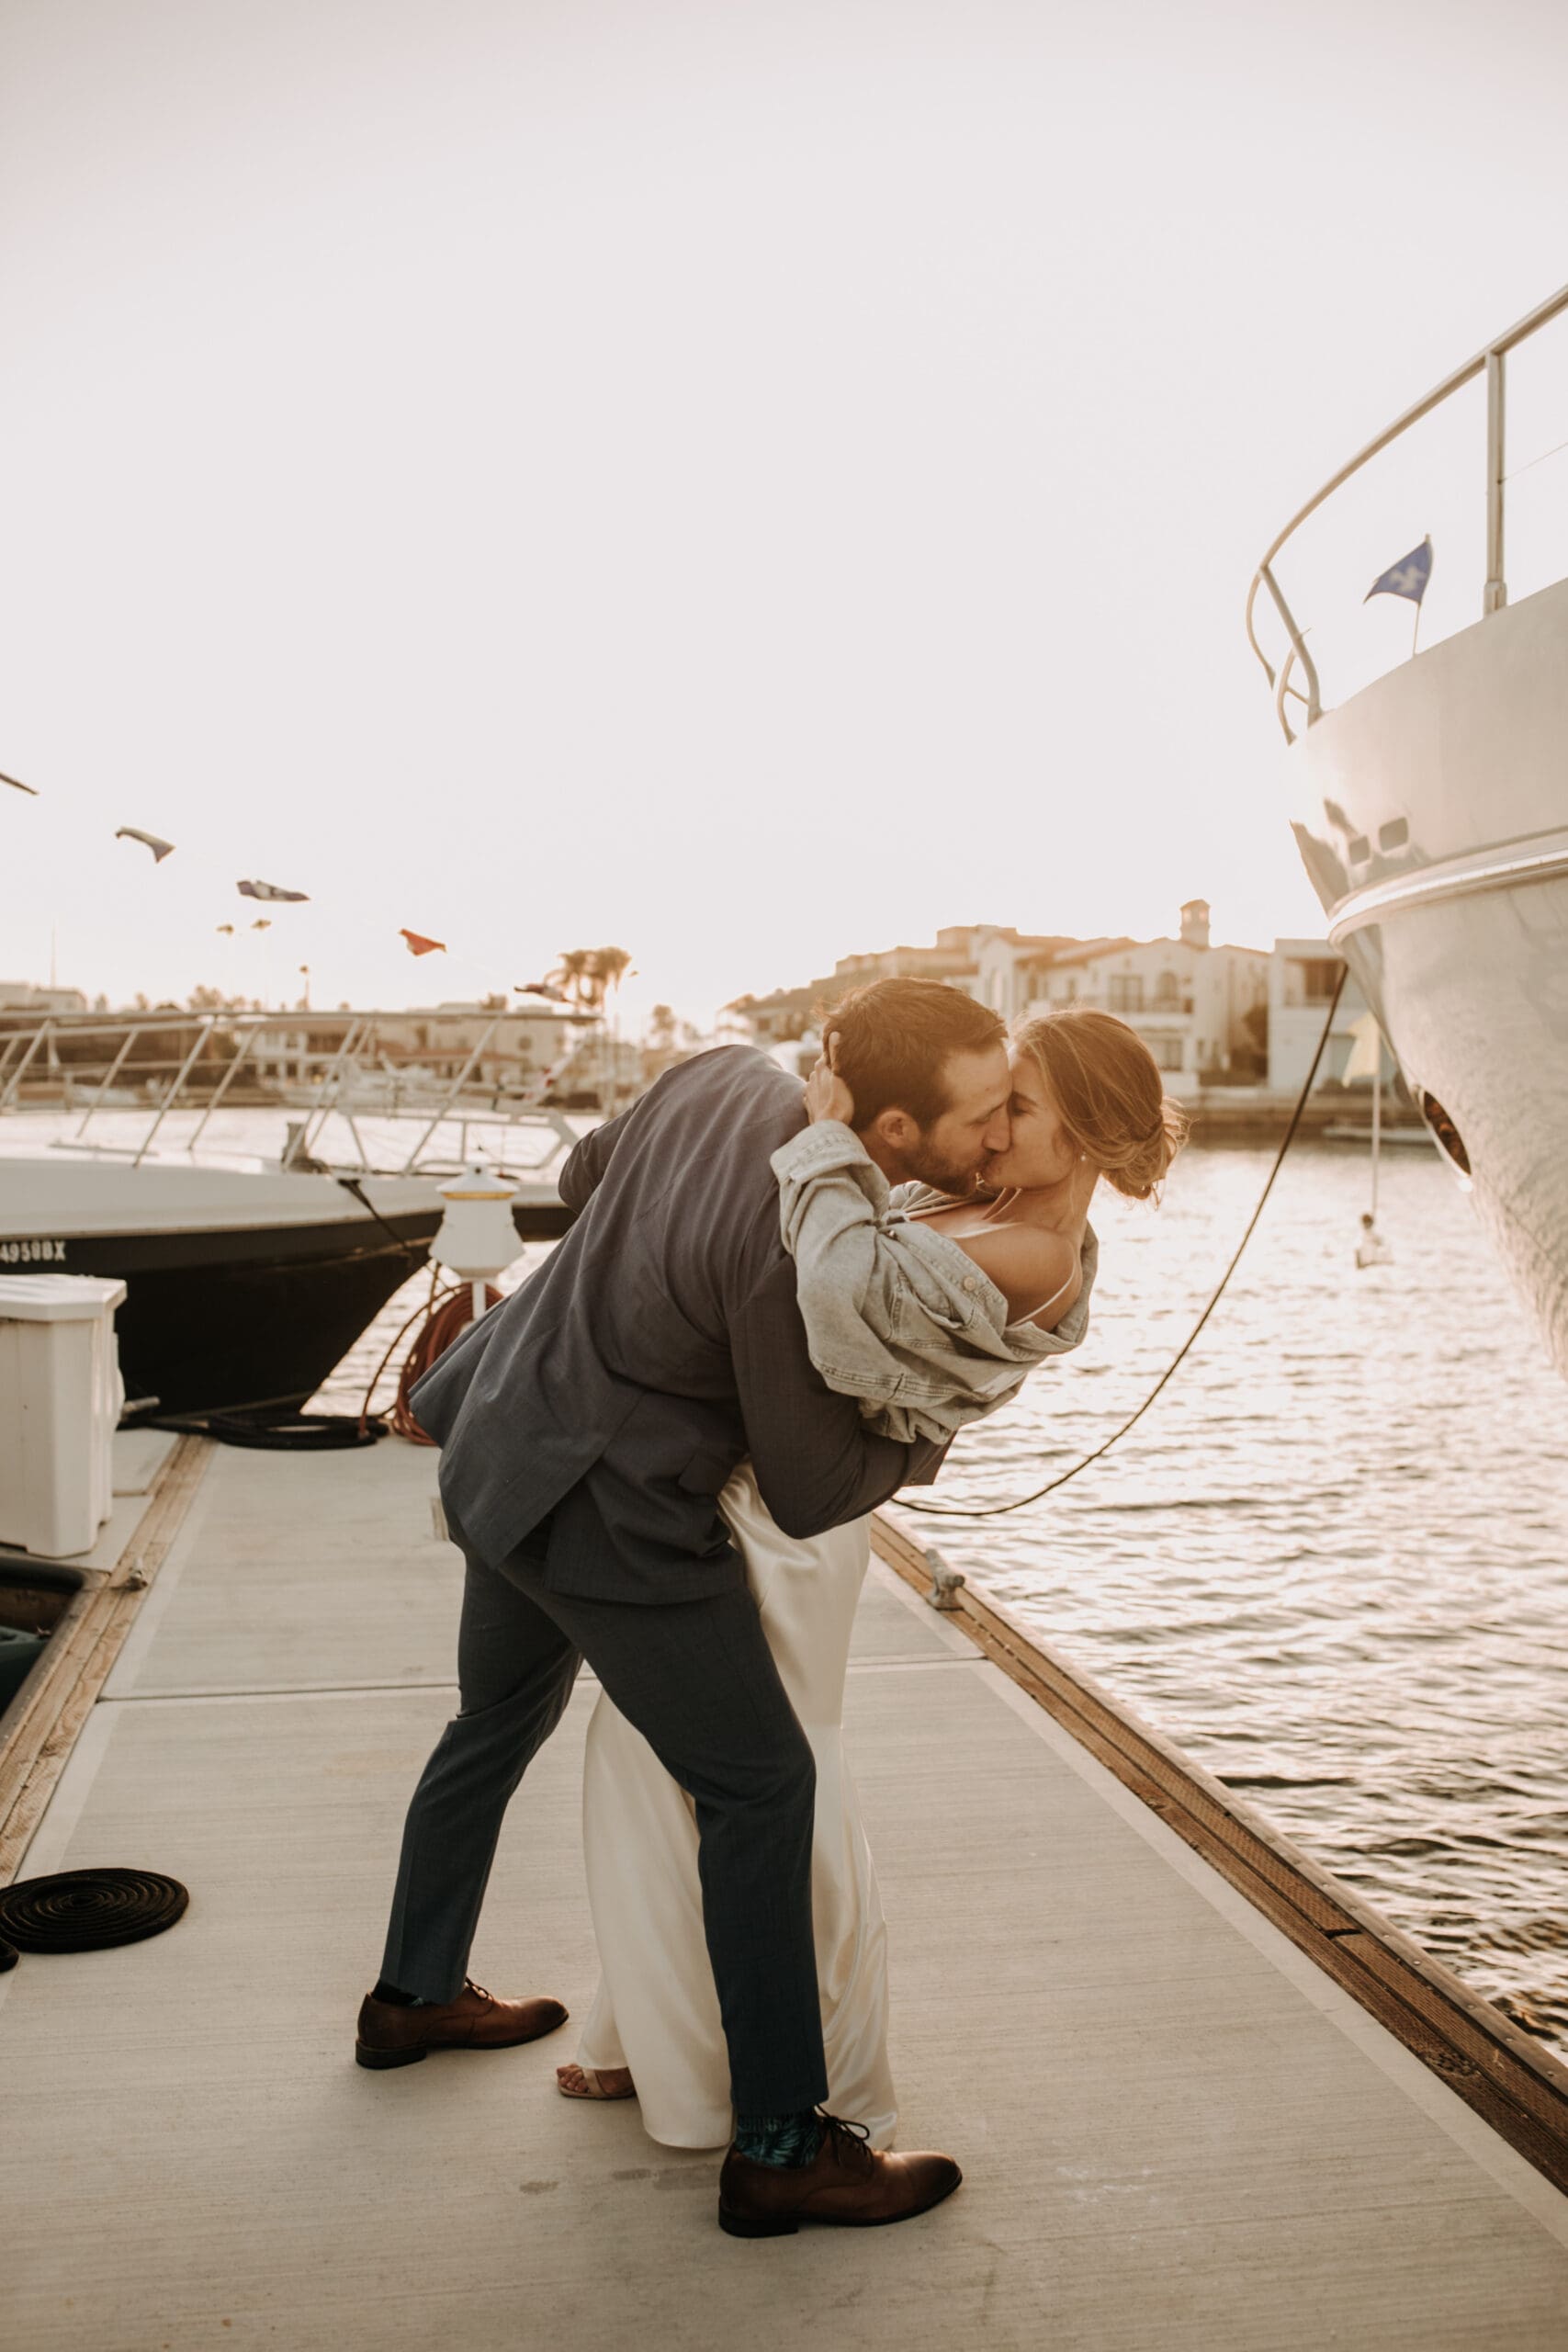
[0,1436,212,1883]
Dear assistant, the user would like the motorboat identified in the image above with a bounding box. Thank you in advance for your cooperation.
[1247,285,1568,1376]
[0,1005,588,1415]
[0,1149,443,1415]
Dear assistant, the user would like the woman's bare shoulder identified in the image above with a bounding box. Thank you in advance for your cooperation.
[946,1219,1077,1324]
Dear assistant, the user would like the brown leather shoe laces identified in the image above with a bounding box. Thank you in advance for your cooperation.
[817,2110,874,2175]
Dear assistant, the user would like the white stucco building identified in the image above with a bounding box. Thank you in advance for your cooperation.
[1267,943,1370,1094]
[975,903,1269,1100]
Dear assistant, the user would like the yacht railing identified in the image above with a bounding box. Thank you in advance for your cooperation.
[0,1007,592,1175]
[1246,281,1568,744]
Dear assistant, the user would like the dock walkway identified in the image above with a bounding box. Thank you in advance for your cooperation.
[4,1438,1568,2348]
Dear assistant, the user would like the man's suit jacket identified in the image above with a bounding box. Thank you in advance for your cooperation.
[410,1046,945,1603]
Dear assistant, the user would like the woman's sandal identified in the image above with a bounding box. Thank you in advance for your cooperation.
[556,2062,637,2102]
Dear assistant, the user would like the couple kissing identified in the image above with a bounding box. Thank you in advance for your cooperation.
[356,976,1185,2238]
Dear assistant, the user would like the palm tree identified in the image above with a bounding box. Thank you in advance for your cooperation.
[547,949,596,1012]
[591,946,633,1004]
[587,947,634,1101]
[545,948,636,1102]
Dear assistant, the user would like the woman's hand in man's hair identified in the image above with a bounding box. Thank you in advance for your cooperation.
[804,1033,857,1127]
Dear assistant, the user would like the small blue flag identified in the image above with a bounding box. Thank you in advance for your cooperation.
[1365,536,1432,605]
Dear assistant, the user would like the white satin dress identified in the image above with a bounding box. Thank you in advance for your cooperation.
[572,1462,897,2149]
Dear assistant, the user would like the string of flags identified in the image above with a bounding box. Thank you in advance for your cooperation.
[6,789,461,965]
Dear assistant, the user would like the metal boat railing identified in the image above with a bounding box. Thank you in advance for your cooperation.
[1246,282,1568,743]
[0,1007,589,1175]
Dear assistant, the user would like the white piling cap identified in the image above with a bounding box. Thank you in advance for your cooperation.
[437,1161,516,1204]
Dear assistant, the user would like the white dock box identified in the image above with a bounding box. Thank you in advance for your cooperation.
[0,1274,128,1557]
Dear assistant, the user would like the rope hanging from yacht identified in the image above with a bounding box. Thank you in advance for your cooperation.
[897,968,1349,1521]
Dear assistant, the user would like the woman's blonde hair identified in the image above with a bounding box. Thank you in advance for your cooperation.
[1011,1006,1190,1202]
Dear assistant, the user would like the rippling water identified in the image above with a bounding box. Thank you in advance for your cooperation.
[319,1136,1568,2055]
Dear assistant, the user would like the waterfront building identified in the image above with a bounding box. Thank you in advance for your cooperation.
[970,925,1130,1023]
[0,981,88,1015]
[718,978,822,1047]
[232,1002,590,1095]
[725,908,1355,1112]
[545,1030,644,1106]
[724,925,1071,1046]
[975,903,1270,1102]
[1268,942,1371,1095]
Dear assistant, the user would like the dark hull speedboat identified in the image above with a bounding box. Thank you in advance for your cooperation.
[0,1155,444,1417]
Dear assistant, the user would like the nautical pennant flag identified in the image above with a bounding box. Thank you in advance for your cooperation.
[1364,537,1432,605]
[116,826,175,863]
[237,877,310,902]
[400,929,446,956]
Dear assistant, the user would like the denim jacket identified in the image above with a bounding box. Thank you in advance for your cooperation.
[771,1120,1098,1444]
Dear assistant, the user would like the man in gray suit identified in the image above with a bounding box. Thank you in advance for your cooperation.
[356,978,1011,2235]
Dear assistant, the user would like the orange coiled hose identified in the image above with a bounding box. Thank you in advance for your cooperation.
[358,1270,503,1444]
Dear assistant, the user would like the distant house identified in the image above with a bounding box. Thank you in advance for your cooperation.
[724,924,1064,1047]
[1267,943,1370,1094]
[719,980,822,1047]
[724,903,1280,1102]
[0,981,88,1015]
[829,924,984,989]
[970,928,1089,1020]
[245,1002,591,1093]
[725,926,989,1046]
[976,903,1269,1101]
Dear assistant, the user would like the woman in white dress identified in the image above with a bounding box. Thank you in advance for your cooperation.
[557,1005,1187,2147]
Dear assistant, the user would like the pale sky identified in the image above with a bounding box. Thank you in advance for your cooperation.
[3,0,1566,1034]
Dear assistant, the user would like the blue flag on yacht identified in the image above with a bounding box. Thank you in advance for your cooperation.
[1364,537,1432,605]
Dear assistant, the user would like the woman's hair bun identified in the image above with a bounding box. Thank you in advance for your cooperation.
[1010,1007,1190,1204]
[1108,1095,1191,1202]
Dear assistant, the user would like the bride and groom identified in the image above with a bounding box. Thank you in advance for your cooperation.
[355,976,1183,2237]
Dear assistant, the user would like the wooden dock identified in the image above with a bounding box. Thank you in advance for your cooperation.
[3,1435,1568,2348]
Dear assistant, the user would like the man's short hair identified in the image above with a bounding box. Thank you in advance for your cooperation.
[818,977,1007,1130]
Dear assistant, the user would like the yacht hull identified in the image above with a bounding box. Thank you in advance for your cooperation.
[1288,577,1568,1375]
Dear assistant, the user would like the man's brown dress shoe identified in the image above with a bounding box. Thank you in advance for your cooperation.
[717,2113,962,2237]
[355,1980,569,2070]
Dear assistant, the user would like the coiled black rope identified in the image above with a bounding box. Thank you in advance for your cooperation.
[898,967,1349,1521]
[147,1406,386,1451]
[0,1867,189,1952]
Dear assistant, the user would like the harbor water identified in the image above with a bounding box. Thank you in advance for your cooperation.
[316,1132,1568,2060]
